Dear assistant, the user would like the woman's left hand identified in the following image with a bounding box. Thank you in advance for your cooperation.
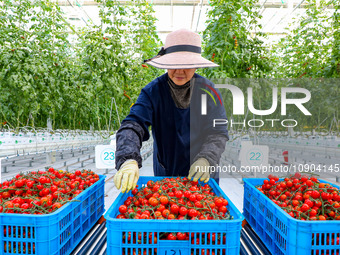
[188,158,210,183]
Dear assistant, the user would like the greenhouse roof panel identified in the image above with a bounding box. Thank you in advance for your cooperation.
[58,0,336,39]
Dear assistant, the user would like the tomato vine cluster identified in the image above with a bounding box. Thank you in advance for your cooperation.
[258,173,340,221]
[0,168,99,214]
[117,177,232,221]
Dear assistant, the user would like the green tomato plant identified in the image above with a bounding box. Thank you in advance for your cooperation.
[201,0,272,79]
[272,0,338,78]
[271,0,339,132]
[0,0,76,130]
[0,0,161,131]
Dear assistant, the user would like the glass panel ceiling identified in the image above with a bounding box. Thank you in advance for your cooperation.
[58,0,335,45]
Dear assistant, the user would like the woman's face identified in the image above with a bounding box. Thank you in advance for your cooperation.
[168,69,196,85]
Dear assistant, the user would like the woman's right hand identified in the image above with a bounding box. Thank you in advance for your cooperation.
[113,159,139,193]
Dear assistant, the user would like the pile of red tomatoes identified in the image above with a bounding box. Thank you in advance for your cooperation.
[258,173,340,221]
[0,168,99,214]
[117,177,232,221]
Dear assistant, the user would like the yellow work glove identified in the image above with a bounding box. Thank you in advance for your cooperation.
[188,158,210,183]
[114,160,139,193]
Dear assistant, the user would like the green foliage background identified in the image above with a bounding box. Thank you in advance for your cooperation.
[0,0,338,132]
[200,0,339,132]
[0,0,162,131]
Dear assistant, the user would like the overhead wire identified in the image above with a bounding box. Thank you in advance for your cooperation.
[259,0,269,16]
[262,4,285,32]
[170,0,173,29]
[195,0,204,32]
[190,1,196,30]
[56,12,82,37]
[74,0,95,24]
[272,0,306,30]
[65,0,88,25]
[271,0,334,36]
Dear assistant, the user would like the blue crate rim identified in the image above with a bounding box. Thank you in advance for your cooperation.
[243,177,340,223]
[105,176,244,223]
[0,174,106,217]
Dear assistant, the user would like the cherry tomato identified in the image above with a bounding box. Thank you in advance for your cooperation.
[167,233,176,240]
[15,180,24,188]
[159,196,168,205]
[119,205,128,214]
[162,209,170,218]
[170,204,179,214]
[179,206,188,216]
[188,209,198,217]
[148,197,159,207]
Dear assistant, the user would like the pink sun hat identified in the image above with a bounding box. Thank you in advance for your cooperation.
[144,29,219,69]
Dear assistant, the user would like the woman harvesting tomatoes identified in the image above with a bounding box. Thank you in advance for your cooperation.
[114,29,229,193]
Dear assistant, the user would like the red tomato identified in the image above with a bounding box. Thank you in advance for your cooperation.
[215,198,223,207]
[194,201,203,208]
[4,201,14,208]
[188,209,198,218]
[26,181,34,188]
[280,182,286,189]
[306,180,313,187]
[148,197,159,207]
[152,192,160,198]
[300,204,310,212]
[175,190,183,198]
[184,190,191,198]
[179,206,188,216]
[38,177,47,184]
[309,209,317,217]
[176,232,186,240]
[209,202,216,209]
[167,233,176,240]
[132,188,138,195]
[2,192,10,199]
[143,210,151,216]
[189,194,196,202]
[158,204,165,212]
[152,185,160,192]
[154,211,162,218]
[162,209,170,218]
[168,214,176,220]
[147,180,154,188]
[170,204,179,214]
[119,205,128,214]
[52,203,62,210]
[42,188,50,196]
[219,206,227,214]
[159,196,168,205]
[12,197,24,205]
[15,180,24,188]
[301,176,308,182]
[140,214,149,219]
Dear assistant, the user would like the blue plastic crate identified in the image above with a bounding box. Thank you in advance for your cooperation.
[0,175,105,255]
[105,176,244,255]
[243,178,340,255]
